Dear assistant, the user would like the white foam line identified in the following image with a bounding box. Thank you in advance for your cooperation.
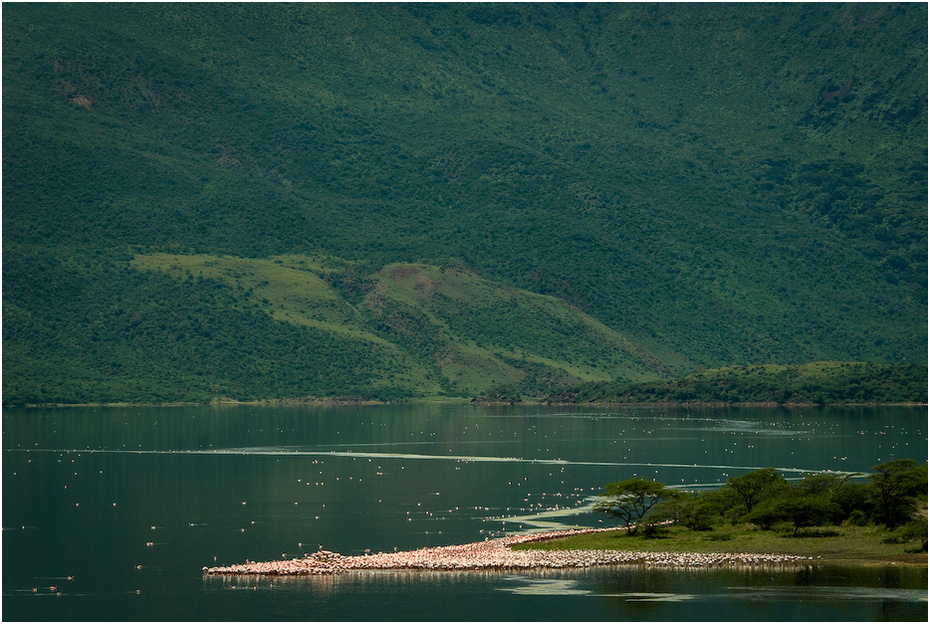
[492,498,601,532]
[484,413,796,428]
[8,448,841,474]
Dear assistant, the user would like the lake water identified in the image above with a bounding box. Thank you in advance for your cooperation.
[3,404,927,621]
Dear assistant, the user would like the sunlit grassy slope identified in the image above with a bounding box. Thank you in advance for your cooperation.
[3,4,926,403]
[130,254,666,400]
[363,263,670,394]
[133,253,374,340]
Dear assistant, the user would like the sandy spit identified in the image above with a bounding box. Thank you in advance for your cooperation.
[203,528,809,576]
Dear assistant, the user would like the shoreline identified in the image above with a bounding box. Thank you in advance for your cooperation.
[9,399,927,409]
[203,528,812,577]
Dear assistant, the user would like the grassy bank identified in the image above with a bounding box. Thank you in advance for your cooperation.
[515,524,928,566]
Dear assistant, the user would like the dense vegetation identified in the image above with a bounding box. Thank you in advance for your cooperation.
[516,523,926,565]
[546,361,928,406]
[644,460,929,538]
[3,4,926,404]
[526,460,928,559]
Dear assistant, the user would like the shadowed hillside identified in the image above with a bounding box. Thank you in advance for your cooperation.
[3,4,926,404]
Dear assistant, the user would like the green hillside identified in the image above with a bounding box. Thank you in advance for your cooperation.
[359,262,669,395]
[3,4,926,404]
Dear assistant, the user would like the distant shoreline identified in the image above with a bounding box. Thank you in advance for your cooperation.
[10,398,928,409]
[482,400,928,408]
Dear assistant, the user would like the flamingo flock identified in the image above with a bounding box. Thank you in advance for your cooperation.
[203,528,808,576]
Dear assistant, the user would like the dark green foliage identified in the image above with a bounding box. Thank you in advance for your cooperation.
[897,518,928,552]
[619,463,927,542]
[744,499,788,531]
[3,4,926,403]
[652,491,717,532]
[778,494,841,536]
[553,362,929,405]
[867,460,929,529]
[726,468,788,514]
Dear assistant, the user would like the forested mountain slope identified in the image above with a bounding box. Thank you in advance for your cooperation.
[3,4,926,404]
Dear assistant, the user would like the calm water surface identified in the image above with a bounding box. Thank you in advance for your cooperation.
[3,404,927,620]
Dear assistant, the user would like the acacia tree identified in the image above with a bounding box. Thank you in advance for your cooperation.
[594,478,676,534]
[782,492,840,536]
[725,468,787,514]
[868,459,928,528]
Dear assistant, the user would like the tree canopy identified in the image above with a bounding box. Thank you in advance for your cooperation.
[599,462,928,546]
[594,478,677,534]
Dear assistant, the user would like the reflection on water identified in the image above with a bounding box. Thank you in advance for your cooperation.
[3,404,927,621]
[196,565,927,621]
